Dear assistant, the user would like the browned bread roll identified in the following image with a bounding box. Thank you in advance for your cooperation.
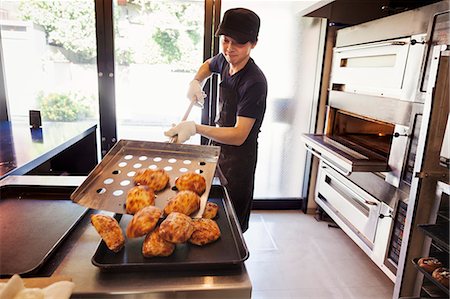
[91,214,125,252]
[418,257,443,273]
[126,206,162,238]
[189,218,221,246]
[125,185,155,214]
[134,169,170,191]
[164,190,200,216]
[142,227,176,257]
[202,201,218,219]
[175,172,206,195]
[432,267,449,288]
[159,212,194,244]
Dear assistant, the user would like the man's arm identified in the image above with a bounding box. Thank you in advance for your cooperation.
[193,58,213,86]
[195,116,255,146]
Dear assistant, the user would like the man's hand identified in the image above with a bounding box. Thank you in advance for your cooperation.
[164,121,196,144]
[187,80,206,108]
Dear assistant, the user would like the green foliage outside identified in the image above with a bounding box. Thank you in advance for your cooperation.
[153,28,181,63]
[37,92,94,121]
[18,0,203,69]
[19,0,97,63]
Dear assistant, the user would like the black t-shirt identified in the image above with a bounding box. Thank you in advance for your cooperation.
[209,53,267,149]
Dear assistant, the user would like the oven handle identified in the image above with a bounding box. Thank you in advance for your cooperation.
[335,39,410,53]
[305,144,351,176]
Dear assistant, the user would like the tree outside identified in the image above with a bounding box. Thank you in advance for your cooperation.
[19,0,202,69]
[10,0,203,122]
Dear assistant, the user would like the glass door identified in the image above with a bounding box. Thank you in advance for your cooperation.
[112,0,205,143]
[0,1,99,126]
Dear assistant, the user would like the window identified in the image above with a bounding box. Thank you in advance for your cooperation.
[0,1,99,126]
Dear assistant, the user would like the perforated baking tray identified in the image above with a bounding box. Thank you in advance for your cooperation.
[71,140,220,217]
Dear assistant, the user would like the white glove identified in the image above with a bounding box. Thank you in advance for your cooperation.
[187,80,206,108]
[164,121,196,144]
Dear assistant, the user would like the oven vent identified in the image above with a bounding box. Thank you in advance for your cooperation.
[332,83,345,91]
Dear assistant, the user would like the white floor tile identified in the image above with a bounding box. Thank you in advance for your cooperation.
[244,211,394,299]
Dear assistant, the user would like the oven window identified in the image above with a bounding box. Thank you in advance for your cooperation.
[332,111,395,158]
[341,54,396,68]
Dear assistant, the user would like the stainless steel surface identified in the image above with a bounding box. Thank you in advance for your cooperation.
[328,92,420,127]
[302,133,390,175]
[304,143,351,176]
[0,175,86,187]
[316,163,381,245]
[315,162,396,281]
[53,209,251,299]
[331,35,426,102]
[0,177,251,298]
[306,5,448,285]
[386,124,410,187]
[441,114,450,165]
[335,1,449,47]
[71,140,220,217]
[0,175,251,297]
[345,172,409,209]
[394,45,449,298]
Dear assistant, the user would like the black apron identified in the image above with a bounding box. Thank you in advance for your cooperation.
[214,84,258,233]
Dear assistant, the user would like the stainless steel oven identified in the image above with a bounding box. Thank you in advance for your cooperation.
[304,33,427,189]
[302,2,449,282]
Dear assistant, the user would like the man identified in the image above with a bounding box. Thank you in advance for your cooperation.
[164,8,267,232]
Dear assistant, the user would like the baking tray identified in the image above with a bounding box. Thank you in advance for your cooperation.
[91,185,249,271]
[0,185,88,277]
[71,140,220,218]
[412,258,449,295]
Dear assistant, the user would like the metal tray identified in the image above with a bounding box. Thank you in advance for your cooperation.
[91,185,249,271]
[71,140,220,218]
[412,258,449,295]
[0,185,88,277]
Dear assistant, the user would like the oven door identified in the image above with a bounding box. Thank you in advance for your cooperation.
[330,35,426,100]
[302,133,390,176]
[315,163,382,246]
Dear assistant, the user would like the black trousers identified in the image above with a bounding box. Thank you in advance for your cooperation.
[218,145,257,233]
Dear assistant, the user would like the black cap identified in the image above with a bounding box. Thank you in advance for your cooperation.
[215,8,260,44]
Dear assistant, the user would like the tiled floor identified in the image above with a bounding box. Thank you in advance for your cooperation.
[244,210,394,299]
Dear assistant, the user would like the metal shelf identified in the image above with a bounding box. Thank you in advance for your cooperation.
[418,223,449,252]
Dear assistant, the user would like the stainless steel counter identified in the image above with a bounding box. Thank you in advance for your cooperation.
[0,176,252,299]
[57,217,251,298]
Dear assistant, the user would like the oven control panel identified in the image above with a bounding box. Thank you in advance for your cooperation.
[387,200,408,266]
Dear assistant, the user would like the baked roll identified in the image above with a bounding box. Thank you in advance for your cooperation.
[202,201,219,219]
[142,227,176,257]
[175,172,206,195]
[159,212,194,244]
[126,206,162,238]
[91,214,125,252]
[125,185,155,214]
[134,169,170,191]
[189,218,221,246]
[432,267,449,288]
[164,190,200,216]
[418,257,443,273]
